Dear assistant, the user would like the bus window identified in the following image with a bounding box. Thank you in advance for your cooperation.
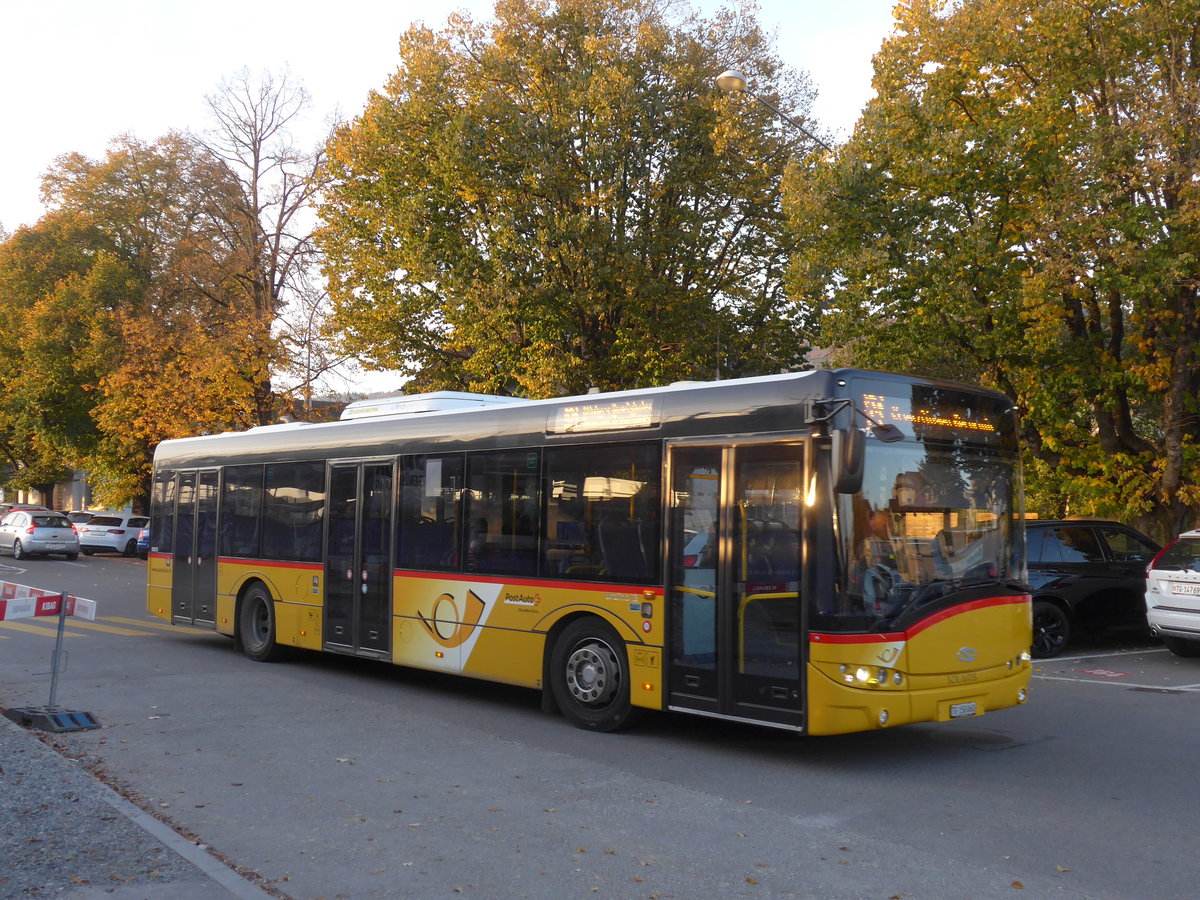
[543,442,661,583]
[465,450,541,576]
[151,469,176,554]
[220,465,263,558]
[262,462,326,562]
[399,454,464,570]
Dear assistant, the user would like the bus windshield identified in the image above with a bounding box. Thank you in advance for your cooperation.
[825,437,1021,633]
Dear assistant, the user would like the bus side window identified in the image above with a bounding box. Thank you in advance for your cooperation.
[543,442,661,584]
[398,454,464,571]
[151,469,176,554]
[220,465,263,558]
[465,450,541,576]
[262,462,325,562]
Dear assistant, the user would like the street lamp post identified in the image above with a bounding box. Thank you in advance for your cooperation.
[715,69,832,153]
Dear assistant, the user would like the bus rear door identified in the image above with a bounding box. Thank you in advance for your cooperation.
[170,469,218,625]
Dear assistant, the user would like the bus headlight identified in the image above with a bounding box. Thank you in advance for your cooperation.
[1017,688,1028,703]
[878,709,889,726]
[856,667,871,683]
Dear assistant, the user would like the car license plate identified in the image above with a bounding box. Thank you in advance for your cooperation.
[949,701,977,719]
[1170,583,1200,596]
[47,542,64,550]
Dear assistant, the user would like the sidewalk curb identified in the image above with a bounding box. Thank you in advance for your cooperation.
[1,715,274,899]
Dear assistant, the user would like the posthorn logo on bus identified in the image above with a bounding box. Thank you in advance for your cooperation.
[957,646,978,663]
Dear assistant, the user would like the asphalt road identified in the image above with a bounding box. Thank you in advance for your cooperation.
[3,554,1199,899]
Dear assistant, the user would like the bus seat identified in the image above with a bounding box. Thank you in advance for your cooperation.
[598,515,648,580]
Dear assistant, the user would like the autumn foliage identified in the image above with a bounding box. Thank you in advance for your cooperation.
[318,0,822,397]
[787,0,1200,539]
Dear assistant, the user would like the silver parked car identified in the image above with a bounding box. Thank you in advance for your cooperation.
[78,513,150,557]
[0,510,80,560]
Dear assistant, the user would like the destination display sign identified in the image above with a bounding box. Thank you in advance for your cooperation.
[853,380,1014,447]
[548,398,660,434]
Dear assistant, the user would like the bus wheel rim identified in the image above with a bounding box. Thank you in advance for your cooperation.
[565,640,618,705]
[247,596,270,646]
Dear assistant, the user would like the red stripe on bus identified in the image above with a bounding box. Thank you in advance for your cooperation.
[811,593,1030,644]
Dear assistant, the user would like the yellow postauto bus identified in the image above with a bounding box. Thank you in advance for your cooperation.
[147,369,1031,735]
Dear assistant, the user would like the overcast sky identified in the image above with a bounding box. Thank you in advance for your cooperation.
[0,0,897,232]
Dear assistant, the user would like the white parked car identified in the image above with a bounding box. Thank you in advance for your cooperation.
[78,513,150,557]
[1145,529,1200,657]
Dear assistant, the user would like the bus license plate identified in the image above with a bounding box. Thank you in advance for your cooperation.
[950,701,977,719]
[1171,583,1200,596]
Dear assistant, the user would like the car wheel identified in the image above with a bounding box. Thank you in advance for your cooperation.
[1162,636,1200,658]
[65,552,79,560]
[82,549,95,555]
[12,540,26,561]
[1032,600,1070,658]
[121,538,137,557]
[238,583,286,662]
[549,618,638,732]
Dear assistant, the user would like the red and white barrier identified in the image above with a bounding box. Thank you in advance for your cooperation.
[0,582,96,622]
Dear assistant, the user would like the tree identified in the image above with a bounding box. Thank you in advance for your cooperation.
[0,70,331,508]
[318,0,823,397]
[786,0,1200,540]
[0,134,261,507]
[200,68,330,424]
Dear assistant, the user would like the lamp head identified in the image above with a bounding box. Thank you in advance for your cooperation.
[715,69,748,93]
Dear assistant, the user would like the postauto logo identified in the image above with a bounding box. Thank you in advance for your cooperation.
[417,590,486,649]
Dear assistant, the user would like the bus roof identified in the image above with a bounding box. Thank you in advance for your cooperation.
[152,369,1010,469]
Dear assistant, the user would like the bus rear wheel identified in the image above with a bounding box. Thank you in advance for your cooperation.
[550,618,637,732]
[239,584,285,662]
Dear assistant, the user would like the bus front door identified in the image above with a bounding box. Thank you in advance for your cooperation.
[324,461,394,658]
[170,469,218,625]
[667,443,805,730]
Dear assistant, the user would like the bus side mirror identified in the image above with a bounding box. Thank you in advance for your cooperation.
[831,428,864,494]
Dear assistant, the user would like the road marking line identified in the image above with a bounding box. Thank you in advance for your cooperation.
[1033,673,1200,692]
[103,616,214,634]
[66,620,156,636]
[1043,646,1168,662]
[0,621,86,637]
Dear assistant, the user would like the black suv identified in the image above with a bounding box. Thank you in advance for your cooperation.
[1025,520,1160,658]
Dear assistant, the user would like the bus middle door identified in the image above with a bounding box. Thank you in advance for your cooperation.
[324,461,394,658]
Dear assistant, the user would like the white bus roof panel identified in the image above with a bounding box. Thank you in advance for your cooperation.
[340,391,527,420]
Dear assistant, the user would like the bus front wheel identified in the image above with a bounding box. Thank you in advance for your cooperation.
[550,618,637,732]
[239,584,285,662]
